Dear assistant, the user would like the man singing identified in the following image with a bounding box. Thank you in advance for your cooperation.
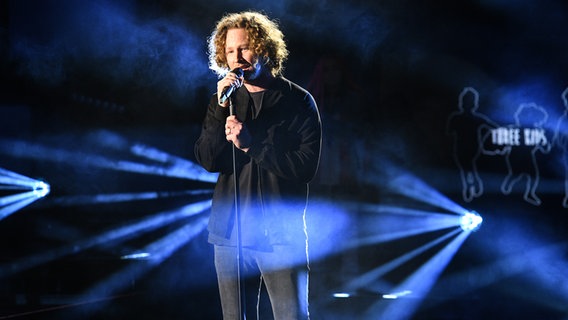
[194,11,322,320]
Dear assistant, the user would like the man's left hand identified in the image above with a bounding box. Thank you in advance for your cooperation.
[225,115,251,152]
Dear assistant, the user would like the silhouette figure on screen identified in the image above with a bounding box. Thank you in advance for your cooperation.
[500,103,551,206]
[446,87,499,202]
[553,87,568,208]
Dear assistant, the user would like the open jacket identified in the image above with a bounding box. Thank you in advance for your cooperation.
[194,76,322,248]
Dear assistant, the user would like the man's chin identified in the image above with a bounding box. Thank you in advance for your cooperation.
[249,60,268,78]
[243,69,259,81]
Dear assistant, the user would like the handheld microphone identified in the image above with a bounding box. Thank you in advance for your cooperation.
[219,68,244,104]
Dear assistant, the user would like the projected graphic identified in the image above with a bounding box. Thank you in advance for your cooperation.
[447,87,558,206]
[498,103,551,206]
[553,88,568,208]
[446,87,500,202]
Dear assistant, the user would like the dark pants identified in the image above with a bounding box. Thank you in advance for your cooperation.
[214,244,309,320]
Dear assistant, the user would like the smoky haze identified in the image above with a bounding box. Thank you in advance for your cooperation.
[4,0,388,119]
[4,0,568,125]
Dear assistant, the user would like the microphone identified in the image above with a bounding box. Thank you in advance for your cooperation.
[219,68,244,104]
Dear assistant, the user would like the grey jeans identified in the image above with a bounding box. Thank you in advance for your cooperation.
[213,244,309,320]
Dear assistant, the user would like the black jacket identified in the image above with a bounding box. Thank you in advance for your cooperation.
[194,77,322,248]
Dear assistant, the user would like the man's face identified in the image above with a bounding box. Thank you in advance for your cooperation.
[225,28,262,80]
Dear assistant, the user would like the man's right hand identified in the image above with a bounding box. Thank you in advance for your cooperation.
[217,71,243,107]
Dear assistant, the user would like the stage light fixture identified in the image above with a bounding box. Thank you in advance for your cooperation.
[32,181,50,198]
[0,168,51,220]
[460,210,483,232]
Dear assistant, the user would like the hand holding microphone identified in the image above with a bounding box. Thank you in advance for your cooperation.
[217,68,244,107]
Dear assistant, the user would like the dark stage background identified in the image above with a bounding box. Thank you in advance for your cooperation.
[1,0,568,319]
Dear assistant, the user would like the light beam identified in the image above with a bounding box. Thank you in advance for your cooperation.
[364,231,470,320]
[0,200,211,278]
[77,215,209,313]
[344,228,461,294]
[0,138,218,183]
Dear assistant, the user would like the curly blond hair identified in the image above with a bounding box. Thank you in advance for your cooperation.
[207,11,288,77]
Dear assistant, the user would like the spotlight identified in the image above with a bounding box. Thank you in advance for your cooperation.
[33,181,50,198]
[0,168,51,220]
[332,293,351,298]
[460,210,483,232]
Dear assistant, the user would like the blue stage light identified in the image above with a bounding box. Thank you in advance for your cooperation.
[460,211,483,232]
[0,168,51,220]
[32,181,50,198]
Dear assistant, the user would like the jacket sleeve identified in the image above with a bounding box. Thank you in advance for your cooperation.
[194,94,234,173]
[246,92,322,183]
